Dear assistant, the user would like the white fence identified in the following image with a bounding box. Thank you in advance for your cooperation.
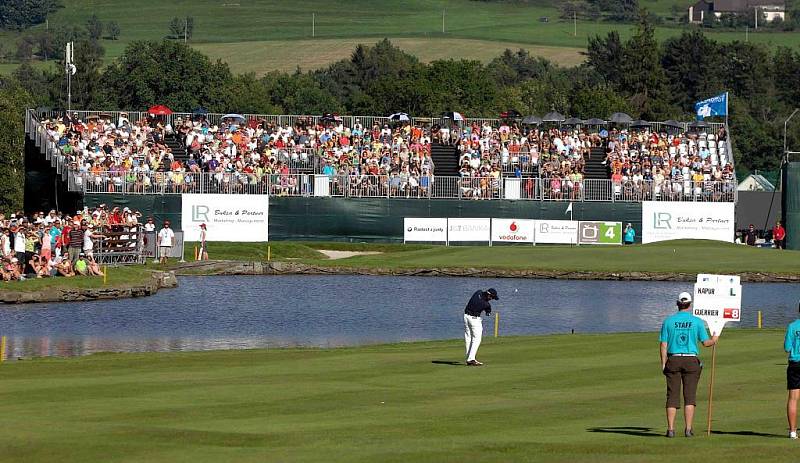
[74,171,736,202]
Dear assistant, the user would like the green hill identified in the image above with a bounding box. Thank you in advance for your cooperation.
[1,0,799,75]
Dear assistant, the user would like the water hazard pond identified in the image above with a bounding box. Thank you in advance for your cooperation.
[0,275,798,358]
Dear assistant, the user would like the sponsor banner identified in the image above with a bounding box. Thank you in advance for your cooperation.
[181,194,269,242]
[491,219,535,243]
[642,202,735,244]
[535,220,578,244]
[448,218,491,242]
[578,221,622,245]
[693,273,742,334]
[403,218,447,242]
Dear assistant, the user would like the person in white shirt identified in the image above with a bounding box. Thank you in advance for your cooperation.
[158,221,175,264]
[83,224,106,259]
[143,217,156,232]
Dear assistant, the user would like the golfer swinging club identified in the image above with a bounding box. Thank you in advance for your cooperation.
[464,288,499,366]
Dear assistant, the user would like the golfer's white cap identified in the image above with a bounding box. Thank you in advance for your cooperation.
[678,292,692,303]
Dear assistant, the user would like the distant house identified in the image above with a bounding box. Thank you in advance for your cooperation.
[688,0,786,23]
[737,174,776,192]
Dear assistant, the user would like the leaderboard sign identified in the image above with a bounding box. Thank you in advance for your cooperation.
[404,218,622,245]
[693,274,742,334]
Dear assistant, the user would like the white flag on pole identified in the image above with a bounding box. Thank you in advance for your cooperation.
[565,203,573,214]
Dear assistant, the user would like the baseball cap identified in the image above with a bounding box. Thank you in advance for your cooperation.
[678,291,692,303]
[200,223,206,228]
[487,288,499,300]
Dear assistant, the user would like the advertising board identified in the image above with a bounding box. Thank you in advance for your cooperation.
[642,201,735,244]
[448,218,491,242]
[578,221,622,245]
[491,219,535,243]
[403,218,448,242]
[535,220,578,244]
[181,194,269,242]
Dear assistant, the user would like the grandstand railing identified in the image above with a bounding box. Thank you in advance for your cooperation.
[73,171,736,202]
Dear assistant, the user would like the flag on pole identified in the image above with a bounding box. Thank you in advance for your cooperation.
[695,92,728,120]
[565,203,573,215]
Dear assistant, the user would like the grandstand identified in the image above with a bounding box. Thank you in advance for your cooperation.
[25,109,735,204]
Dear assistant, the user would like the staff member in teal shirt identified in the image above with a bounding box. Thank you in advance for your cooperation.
[659,291,719,438]
[783,302,800,439]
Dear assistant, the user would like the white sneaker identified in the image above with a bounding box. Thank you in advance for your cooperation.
[789,430,797,439]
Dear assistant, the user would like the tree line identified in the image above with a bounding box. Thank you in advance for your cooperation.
[1,12,799,211]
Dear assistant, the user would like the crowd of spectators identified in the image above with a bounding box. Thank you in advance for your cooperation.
[39,111,735,201]
[0,205,148,281]
[602,125,734,200]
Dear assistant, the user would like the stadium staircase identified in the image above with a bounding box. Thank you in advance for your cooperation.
[165,134,188,163]
[583,146,608,180]
[430,142,460,177]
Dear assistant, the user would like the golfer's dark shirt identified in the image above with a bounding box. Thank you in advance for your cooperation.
[465,290,491,316]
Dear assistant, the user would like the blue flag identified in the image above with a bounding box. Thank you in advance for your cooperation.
[695,92,728,120]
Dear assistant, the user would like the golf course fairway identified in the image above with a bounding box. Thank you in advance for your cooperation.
[0,329,794,462]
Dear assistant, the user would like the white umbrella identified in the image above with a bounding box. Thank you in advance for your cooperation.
[388,112,410,122]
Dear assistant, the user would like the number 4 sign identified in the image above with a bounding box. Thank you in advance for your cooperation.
[692,274,742,335]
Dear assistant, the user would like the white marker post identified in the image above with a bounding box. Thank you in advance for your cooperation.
[692,274,742,437]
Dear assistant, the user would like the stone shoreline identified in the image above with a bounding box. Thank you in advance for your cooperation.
[173,261,800,283]
[0,271,178,304]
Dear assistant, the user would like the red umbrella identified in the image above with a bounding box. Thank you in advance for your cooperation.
[147,104,173,116]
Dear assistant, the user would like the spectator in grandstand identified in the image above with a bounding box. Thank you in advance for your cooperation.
[774,220,786,249]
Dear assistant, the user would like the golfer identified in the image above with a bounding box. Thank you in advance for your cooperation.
[659,291,718,438]
[464,288,498,366]
[783,302,800,439]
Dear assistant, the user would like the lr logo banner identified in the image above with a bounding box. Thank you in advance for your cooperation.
[653,212,672,229]
[192,205,210,223]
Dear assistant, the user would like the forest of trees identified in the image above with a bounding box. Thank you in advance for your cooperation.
[1,12,799,211]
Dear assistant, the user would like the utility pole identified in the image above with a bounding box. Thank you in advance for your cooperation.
[574,10,577,37]
[755,7,758,30]
[442,9,445,34]
[312,12,315,37]
[184,16,188,43]
[65,41,74,112]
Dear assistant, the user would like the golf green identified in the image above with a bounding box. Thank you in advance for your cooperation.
[0,329,795,462]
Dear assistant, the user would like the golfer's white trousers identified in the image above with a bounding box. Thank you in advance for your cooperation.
[464,314,483,362]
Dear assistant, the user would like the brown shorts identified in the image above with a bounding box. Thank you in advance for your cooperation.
[663,356,702,409]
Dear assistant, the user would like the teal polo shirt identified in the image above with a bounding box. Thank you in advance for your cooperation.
[784,319,800,362]
[659,311,709,356]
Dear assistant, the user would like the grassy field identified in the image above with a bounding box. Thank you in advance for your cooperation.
[193,37,586,73]
[0,265,155,293]
[185,239,800,276]
[2,0,799,75]
[0,329,795,462]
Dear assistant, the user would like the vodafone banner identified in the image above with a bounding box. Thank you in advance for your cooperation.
[181,194,269,242]
[403,218,447,242]
[491,219,535,243]
[642,201,735,244]
[448,218,491,242]
[535,220,578,244]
